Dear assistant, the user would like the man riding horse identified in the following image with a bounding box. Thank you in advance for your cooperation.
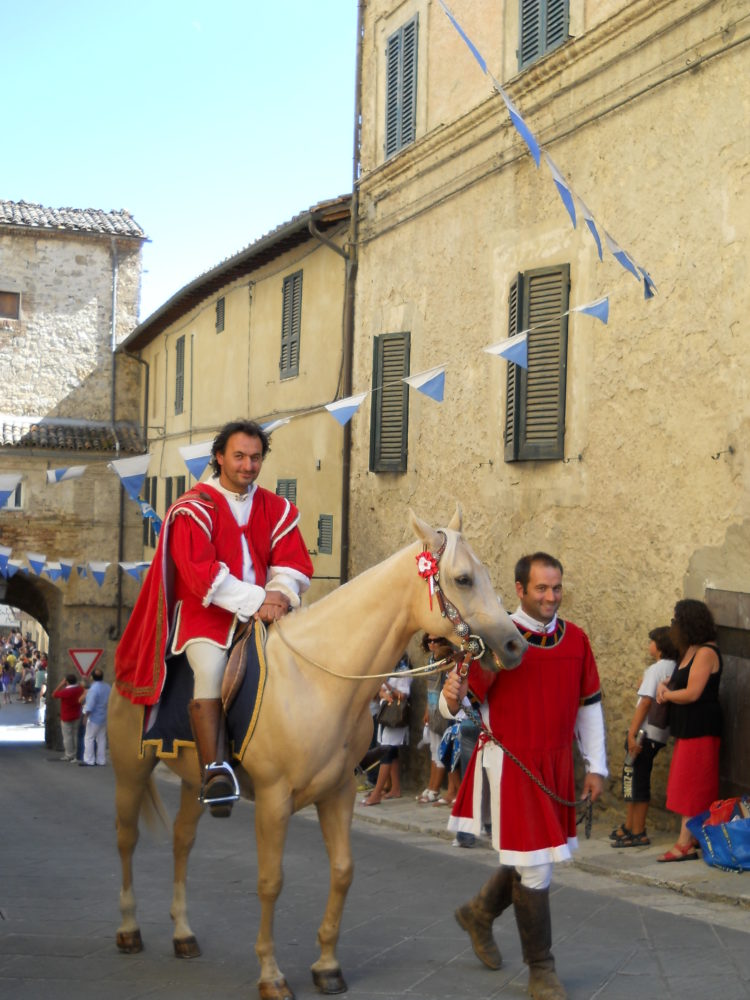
[115,418,313,815]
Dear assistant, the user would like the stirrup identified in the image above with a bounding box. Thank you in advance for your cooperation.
[200,760,241,808]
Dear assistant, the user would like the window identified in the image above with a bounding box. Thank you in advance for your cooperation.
[142,476,158,548]
[385,15,419,158]
[175,335,185,415]
[317,514,334,555]
[3,481,22,510]
[504,264,570,462]
[215,297,225,333]
[276,479,297,503]
[163,475,186,512]
[519,0,569,69]
[280,272,302,379]
[0,291,20,320]
[370,332,410,473]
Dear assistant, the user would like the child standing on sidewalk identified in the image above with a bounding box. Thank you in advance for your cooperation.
[610,626,678,847]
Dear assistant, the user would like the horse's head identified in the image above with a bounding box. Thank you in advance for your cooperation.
[409,506,527,671]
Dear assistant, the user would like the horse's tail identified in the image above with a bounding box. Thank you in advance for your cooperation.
[140,775,171,840]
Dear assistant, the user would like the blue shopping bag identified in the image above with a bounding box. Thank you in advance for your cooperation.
[687,798,750,872]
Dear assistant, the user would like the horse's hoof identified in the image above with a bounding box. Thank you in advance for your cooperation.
[312,968,347,994]
[258,977,295,1000]
[173,935,201,959]
[116,929,143,953]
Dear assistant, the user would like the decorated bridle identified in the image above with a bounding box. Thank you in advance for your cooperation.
[416,530,487,675]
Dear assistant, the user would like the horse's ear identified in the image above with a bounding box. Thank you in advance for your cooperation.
[447,504,462,533]
[409,509,443,552]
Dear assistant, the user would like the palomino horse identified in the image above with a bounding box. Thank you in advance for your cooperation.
[108,508,527,1000]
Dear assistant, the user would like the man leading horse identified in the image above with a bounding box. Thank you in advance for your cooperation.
[115,418,313,815]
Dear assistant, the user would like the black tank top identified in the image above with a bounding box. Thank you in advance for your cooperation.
[669,643,722,740]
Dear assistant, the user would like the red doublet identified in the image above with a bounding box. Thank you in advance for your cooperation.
[115,483,313,705]
[449,619,601,865]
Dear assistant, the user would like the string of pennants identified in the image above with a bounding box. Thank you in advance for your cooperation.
[0,6,654,583]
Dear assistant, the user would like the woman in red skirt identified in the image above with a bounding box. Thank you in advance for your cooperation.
[655,599,722,862]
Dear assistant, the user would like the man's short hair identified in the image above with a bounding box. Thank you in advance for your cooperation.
[66,672,78,685]
[92,667,104,681]
[515,552,564,590]
[210,419,271,475]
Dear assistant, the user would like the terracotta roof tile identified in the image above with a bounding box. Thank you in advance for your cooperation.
[0,417,144,454]
[0,199,145,239]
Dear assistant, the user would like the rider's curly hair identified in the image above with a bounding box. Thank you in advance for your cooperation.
[210,419,271,475]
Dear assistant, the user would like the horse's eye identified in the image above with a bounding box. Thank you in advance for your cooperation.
[455,575,472,587]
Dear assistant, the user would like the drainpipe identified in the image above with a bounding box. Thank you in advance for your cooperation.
[109,239,124,640]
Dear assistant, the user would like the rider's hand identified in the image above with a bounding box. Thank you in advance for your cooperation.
[255,590,291,623]
[582,772,604,804]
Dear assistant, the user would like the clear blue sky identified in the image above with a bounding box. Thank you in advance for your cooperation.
[3,1,358,320]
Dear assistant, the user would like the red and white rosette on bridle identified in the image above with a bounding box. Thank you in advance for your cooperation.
[416,550,439,610]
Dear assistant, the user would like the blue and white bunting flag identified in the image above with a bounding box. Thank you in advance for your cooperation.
[109,454,152,503]
[261,418,291,434]
[483,332,529,368]
[325,393,368,427]
[404,366,446,402]
[6,559,23,578]
[178,440,213,482]
[59,559,75,582]
[44,561,63,582]
[569,297,609,325]
[0,544,10,574]
[494,84,541,167]
[46,465,87,484]
[638,266,658,299]
[26,552,46,575]
[119,561,147,580]
[77,564,87,578]
[437,0,487,74]
[604,231,641,281]
[0,474,22,509]
[578,198,603,261]
[544,154,577,228]
[87,562,110,587]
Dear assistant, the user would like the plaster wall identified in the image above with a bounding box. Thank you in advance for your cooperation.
[352,0,750,801]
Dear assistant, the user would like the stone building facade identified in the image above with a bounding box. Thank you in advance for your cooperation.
[0,200,147,745]
[348,0,749,806]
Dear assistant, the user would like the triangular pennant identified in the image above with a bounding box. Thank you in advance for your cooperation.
[403,366,446,402]
[603,231,641,281]
[6,559,23,578]
[87,561,110,587]
[638,266,658,299]
[325,393,368,427]
[570,297,609,325]
[26,551,47,575]
[261,418,291,434]
[178,440,213,482]
[119,561,144,580]
[46,465,87,484]
[44,561,63,582]
[77,564,87,578]
[495,85,541,167]
[578,198,603,261]
[59,559,75,582]
[544,154,577,228]
[483,333,529,368]
[0,474,22,509]
[437,0,487,74]
[0,544,11,574]
[109,454,152,503]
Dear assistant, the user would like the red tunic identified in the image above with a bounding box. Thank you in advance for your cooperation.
[115,483,313,705]
[449,619,601,865]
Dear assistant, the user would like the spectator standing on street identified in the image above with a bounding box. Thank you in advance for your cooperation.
[53,673,85,761]
[80,667,111,766]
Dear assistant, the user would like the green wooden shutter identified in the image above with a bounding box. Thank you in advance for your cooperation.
[370,333,410,472]
[504,274,522,462]
[317,514,334,555]
[275,479,297,503]
[519,0,568,69]
[174,336,185,415]
[280,271,302,378]
[385,16,418,158]
[164,476,174,512]
[215,297,225,333]
[175,475,186,498]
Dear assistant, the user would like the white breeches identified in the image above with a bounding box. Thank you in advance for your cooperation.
[515,862,553,891]
[185,642,229,700]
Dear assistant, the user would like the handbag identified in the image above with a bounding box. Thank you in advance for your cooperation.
[376,696,409,729]
[646,663,677,731]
